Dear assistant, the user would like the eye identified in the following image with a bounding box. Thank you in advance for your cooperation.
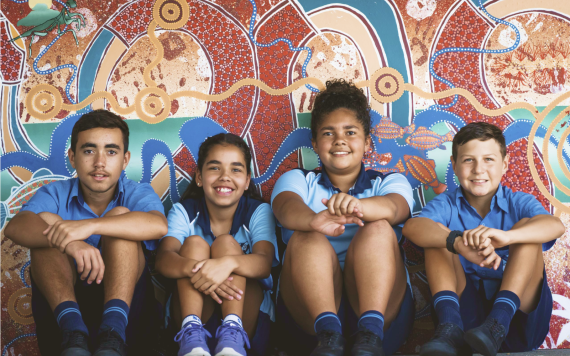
[346,131,356,135]
[323,132,333,136]
[232,168,243,173]
[463,158,472,163]
[485,157,494,161]
[83,149,93,154]
[209,166,220,170]
[108,150,117,155]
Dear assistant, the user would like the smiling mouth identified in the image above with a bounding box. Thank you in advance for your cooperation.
[215,187,234,193]
[470,179,488,183]
[331,152,350,156]
[90,173,109,180]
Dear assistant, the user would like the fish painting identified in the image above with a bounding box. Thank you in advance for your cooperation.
[403,155,447,194]
[406,127,454,150]
[371,118,415,142]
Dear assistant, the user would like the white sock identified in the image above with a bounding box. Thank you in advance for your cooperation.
[182,314,202,328]
[222,314,243,328]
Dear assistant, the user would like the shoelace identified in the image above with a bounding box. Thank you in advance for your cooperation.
[483,318,504,336]
[98,329,125,351]
[174,323,212,344]
[62,330,87,347]
[433,323,454,338]
[356,330,379,344]
[317,330,342,346]
[215,324,251,349]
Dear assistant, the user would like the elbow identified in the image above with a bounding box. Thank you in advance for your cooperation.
[4,220,16,241]
[157,217,169,237]
[402,219,415,239]
[556,219,566,238]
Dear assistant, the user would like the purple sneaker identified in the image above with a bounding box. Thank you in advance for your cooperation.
[213,324,250,356]
[175,323,212,356]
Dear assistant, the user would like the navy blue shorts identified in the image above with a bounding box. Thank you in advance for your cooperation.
[432,269,552,352]
[275,284,415,355]
[31,263,161,355]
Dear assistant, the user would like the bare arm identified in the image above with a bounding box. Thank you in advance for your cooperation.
[272,191,316,231]
[89,210,168,241]
[4,211,52,248]
[155,236,196,279]
[360,193,410,225]
[224,240,274,279]
[402,217,449,248]
[507,215,565,245]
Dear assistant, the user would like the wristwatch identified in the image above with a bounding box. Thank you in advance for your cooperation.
[446,230,462,254]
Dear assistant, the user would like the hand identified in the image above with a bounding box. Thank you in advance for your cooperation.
[322,194,364,218]
[455,236,501,270]
[44,219,96,253]
[209,277,244,304]
[65,241,105,284]
[309,209,364,237]
[462,226,511,250]
[190,257,236,298]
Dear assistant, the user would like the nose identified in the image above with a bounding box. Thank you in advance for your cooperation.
[218,167,230,181]
[94,151,106,168]
[472,160,484,174]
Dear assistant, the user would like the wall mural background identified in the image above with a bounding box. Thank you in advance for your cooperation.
[2,0,570,354]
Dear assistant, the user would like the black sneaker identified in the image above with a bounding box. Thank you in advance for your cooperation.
[464,318,506,356]
[310,330,345,356]
[61,330,91,356]
[420,323,472,356]
[93,328,127,356]
[350,329,384,356]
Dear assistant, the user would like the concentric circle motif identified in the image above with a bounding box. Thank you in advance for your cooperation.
[26,84,63,120]
[152,0,189,30]
[8,288,34,325]
[370,67,405,104]
[135,87,171,124]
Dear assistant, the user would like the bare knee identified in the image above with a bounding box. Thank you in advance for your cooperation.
[179,235,210,258]
[211,234,242,258]
[509,242,541,255]
[104,206,130,217]
[38,212,63,225]
[288,231,330,251]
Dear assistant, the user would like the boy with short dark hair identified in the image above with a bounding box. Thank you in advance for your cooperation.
[5,109,168,356]
[403,122,565,356]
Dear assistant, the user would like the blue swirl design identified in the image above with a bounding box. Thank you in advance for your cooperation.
[139,139,180,204]
[32,0,79,104]
[20,260,31,288]
[429,0,521,110]
[8,0,28,3]
[2,334,36,356]
[246,0,318,92]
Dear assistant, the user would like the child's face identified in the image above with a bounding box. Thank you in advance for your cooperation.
[312,108,371,175]
[451,138,508,200]
[68,127,130,196]
[196,144,251,209]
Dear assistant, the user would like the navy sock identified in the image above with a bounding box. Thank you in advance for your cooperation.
[99,299,129,342]
[489,290,520,332]
[358,310,384,340]
[314,312,342,334]
[54,301,89,335]
[433,290,463,330]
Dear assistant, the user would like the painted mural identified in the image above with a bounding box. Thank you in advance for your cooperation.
[1,0,570,354]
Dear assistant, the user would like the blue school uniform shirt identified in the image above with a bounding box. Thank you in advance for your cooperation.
[164,195,279,321]
[270,163,414,269]
[21,174,165,250]
[418,184,554,299]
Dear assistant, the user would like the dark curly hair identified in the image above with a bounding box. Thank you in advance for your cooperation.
[180,133,261,201]
[311,79,371,140]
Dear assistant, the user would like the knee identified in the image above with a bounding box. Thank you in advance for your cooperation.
[38,212,62,225]
[364,219,392,232]
[357,219,395,242]
[288,231,331,253]
[104,206,130,217]
[179,235,210,257]
[211,234,242,257]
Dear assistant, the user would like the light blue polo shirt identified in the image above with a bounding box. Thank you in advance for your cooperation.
[418,184,554,299]
[21,174,165,250]
[163,195,279,321]
[270,163,414,268]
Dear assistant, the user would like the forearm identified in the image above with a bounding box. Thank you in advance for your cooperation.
[94,211,168,241]
[4,212,52,248]
[360,196,399,224]
[274,199,316,232]
[155,250,199,279]
[225,254,272,279]
[402,217,450,248]
[506,215,565,245]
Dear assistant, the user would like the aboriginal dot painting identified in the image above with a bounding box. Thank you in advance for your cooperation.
[2,0,570,354]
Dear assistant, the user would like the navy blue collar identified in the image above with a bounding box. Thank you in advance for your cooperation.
[454,184,509,214]
[196,195,249,238]
[317,163,372,195]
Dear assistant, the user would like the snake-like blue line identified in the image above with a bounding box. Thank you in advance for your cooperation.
[429,0,520,110]
[2,334,36,356]
[32,0,78,104]
[20,260,31,288]
[246,0,319,92]
[8,0,28,3]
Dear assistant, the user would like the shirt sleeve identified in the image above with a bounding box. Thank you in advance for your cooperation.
[124,183,165,215]
[512,192,555,251]
[20,184,60,214]
[162,203,192,246]
[270,169,309,207]
[417,194,452,227]
[249,203,280,267]
[373,173,414,217]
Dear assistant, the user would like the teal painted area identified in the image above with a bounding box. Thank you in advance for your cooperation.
[22,122,59,156]
[78,29,114,102]
[297,113,319,169]
[297,0,411,127]
[297,112,311,129]
[1,171,20,201]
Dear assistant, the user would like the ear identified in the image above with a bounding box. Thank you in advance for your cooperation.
[502,154,509,175]
[68,148,76,169]
[245,173,251,190]
[365,135,372,153]
[195,170,203,187]
[311,138,318,152]
[122,150,131,170]
[450,155,456,172]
